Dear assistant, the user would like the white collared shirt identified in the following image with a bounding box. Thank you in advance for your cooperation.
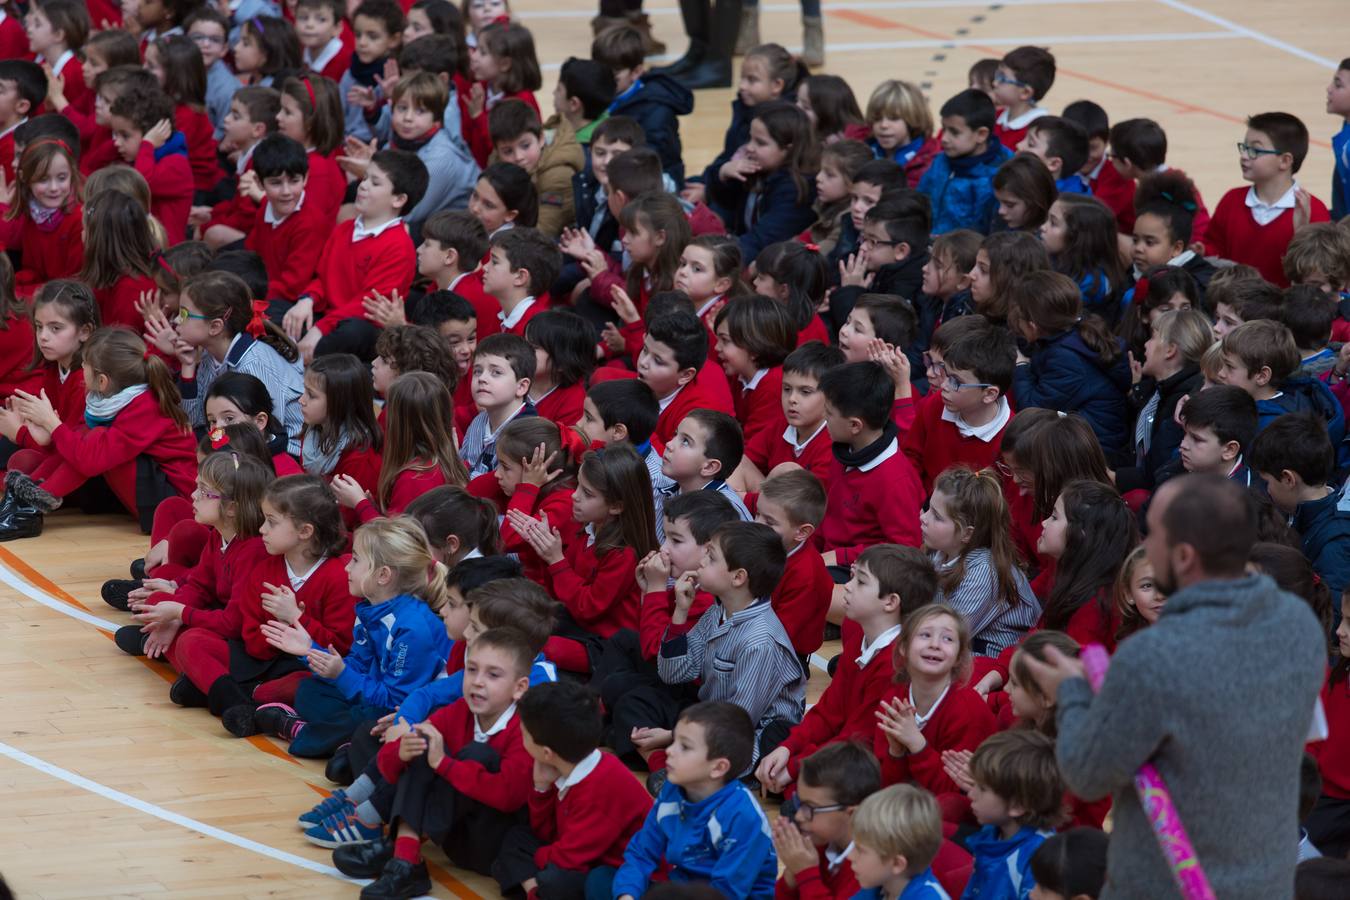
[940,396,1011,442]
[448,271,474,292]
[265,191,306,227]
[911,683,951,730]
[658,385,682,413]
[498,295,536,330]
[996,106,1049,130]
[237,140,259,175]
[352,216,403,242]
[853,437,899,473]
[740,368,769,391]
[473,703,516,742]
[1088,156,1106,181]
[0,117,28,143]
[1246,182,1299,226]
[286,556,325,592]
[1167,249,1197,268]
[39,49,75,78]
[783,422,827,456]
[856,624,903,668]
[824,842,854,873]
[304,35,344,73]
[554,748,602,798]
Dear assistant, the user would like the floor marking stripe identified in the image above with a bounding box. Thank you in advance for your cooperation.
[524,0,1136,18]
[1155,0,1336,69]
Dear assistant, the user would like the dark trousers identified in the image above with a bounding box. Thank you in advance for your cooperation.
[1306,792,1350,859]
[315,317,381,363]
[594,629,700,761]
[491,826,589,899]
[347,719,399,820]
[291,677,391,758]
[391,741,519,875]
[676,0,741,57]
[598,0,641,16]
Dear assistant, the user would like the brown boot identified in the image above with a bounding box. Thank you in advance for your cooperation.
[625,11,668,56]
[590,13,628,37]
[733,4,759,56]
[801,15,824,67]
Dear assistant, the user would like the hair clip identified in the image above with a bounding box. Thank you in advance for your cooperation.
[1132,276,1151,306]
[209,427,229,449]
[142,347,154,361]
[803,242,820,253]
[152,250,177,280]
[300,75,316,108]
[231,451,240,470]
[246,299,269,338]
[251,16,264,33]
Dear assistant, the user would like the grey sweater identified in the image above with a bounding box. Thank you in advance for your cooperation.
[1055,574,1325,900]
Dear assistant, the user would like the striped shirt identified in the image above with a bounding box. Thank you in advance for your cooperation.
[932,547,1042,657]
[655,479,752,543]
[179,333,304,455]
[459,401,536,480]
[658,598,805,765]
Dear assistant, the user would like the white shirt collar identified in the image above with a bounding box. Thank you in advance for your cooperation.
[286,555,326,591]
[352,216,403,242]
[940,396,1011,442]
[911,682,952,730]
[1167,249,1197,268]
[824,842,854,872]
[657,385,682,413]
[783,421,827,455]
[462,547,484,561]
[1088,156,1107,180]
[0,117,28,142]
[237,140,258,175]
[498,295,536,330]
[740,368,769,391]
[473,703,516,742]
[554,748,603,797]
[449,270,474,291]
[1245,182,1299,226]
[265,191,306,226]
[856,624,903,668]
[854,437,899,473]
[42,50,74,77]
[584,522,597,546]
[304,35,344,73]
[996,106,1049,130]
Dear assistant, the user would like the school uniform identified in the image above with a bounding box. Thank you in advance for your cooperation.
[902,393,1012,495]
[446,268,500,341]
[203,143,260,238]
[465,88,540,167]
[1203,183,1330,287]
[1290,489,1350,595]
[870,134,941,188]
[732,366,788,448]
[401,126,480,231]
[532,382,585,433]
[772,541,832,658]
[653,378,720,446]
[1088,156,1137,233]
[93,272,158,333]
[0,117,25,182]
[204,59,241,138]
[13,363,83,452]
[961,825,1050,900]
[300,431,381,531]
[935,548,1041,658]
[353,464,451,523]
[145,533,266,619]
[304,35,351,83]
[459,401,536,479]
[133,136,193,245]
[1114,364,1203,494]
[0,315,42,400]
[305,149,345,224]
[307,216,416,360]
[1308,671,1350,858]
[246,191,329,305]
[547,525,641,638]
[1334,122,1350,220]
[992,106,1050,150]
[745,421,833,487]
[818,423,925,566]
[15,202,84,287]
[854,868,951,900]
[179,332,305,454]
[173,104,220,193]
[918,142,1014,236]
[1013,329,1132,460]
[0,11,29,59]
[776,843,861,900]
[708,168,819,263]
[871,683,996,815]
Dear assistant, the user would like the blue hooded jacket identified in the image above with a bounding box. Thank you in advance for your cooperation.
[917,141,1013,235]
[852,868,951,899]
[611,779,777,900]
[960,825,1050,900]
[1257,376,1348,466]
[608,73,693,185]
[329,593,452,710]
[1013,328,1132,457]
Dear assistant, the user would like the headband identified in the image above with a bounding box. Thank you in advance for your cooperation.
[251,16,264,33]
[152,251,177,280]
[300,75,316,109]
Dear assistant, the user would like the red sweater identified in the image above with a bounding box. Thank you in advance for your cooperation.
[639,587,716,659]
[0,13,29,59]
[16,205,84,287]
[527,751,652,872]
[449,269,501,340]
[545,530,641,638]
[308,43,353,84]
[181,552,356,659]
[147,533,267,613]
[818,441,924,566]
[534,382,585,432]
[901,393,1011,495]
[798,317,831,347]
[354,464,450,523]
[175,104,219,191]
[780,619,897,778]
[653,373,736,446]
[378,699,532,813]
[745,421,832,487]
[1202,185,1330,287]
[324,443,382,532]
[205,155,258,236]
[307,219,416,334]
[94,272,158,332]
[133,141,192,246]
[733,367,787,449]
[772,543,832,657]
[306,150,344,225]
[776,846,859,900]
[246,195,330,303]
[17,363,83,450]
[501,297,546,337]
[1311,671,1350,800]
[470,478,577,588]
[0,126,15,183]
[48,390,198,509]
[0,314,42,400]
[872,683,997,795]
[1090,160,1137,234]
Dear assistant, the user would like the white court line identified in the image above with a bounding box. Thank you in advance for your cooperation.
[1155,0,1336,69]
[525,0,1134,19]
[0,556,121,632]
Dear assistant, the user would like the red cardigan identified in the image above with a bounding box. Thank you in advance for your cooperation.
[181,552,356,658]
[872,683,997,795]
[175,104,220,191]
[147,533,267,613]
[449,268,501,340]
[17,363,84,449]
[1311,671,1350,800]
[780,619,897,779]
[545,530,641,638]
[470,477,577,588]
[94,272,158,332]
[16,203,84,287]
[901,393,1011,495]
[306,150,344,225]
[0,314,42,400]
[0,12,28,59]
[378,699,532,813]
[818,442,924,565]
[354,464,450,523]
[772,542,832,657]
[1202,185,1330,287]
[639,587,716,659]
[307,219,416,334]
[534,382,585,432]
[732,366,787,449]
[744,421,832,487]
[133,141,192,246]
[527,751,652,872]
[246,195,330,303]
[776,846,859,900]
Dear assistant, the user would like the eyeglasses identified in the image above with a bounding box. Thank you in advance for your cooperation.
[993,71,1030,89]
[922,353,946,375]
[796,801,847,822]
[178,307,212,324]
[1236,142,1282,160]
[193,485,222,500]
[859,235,898,249]
[944,375,994,392]
[188,32,226,45]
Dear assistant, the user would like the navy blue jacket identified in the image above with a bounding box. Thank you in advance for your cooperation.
[608,74,693,185]
[1257,377,1348,466]
[708,168,818,262]
[1013,328,1132,457]
[700,97,754,188]
[1292,489,1350,595]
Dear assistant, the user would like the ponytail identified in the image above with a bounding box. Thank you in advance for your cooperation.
[83,328,189,433]
[352,516,452,611]
[1008,270,1120,366]
[933,465,1026,608]
[404,485,503,557]
[145,353,191,433]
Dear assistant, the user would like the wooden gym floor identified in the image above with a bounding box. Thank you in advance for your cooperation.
[1,1,1345,896]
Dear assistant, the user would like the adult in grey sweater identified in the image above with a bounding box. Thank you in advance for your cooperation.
[1025,475,1326,900]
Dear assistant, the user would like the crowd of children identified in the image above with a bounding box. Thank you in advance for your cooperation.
[1,3,1350,898]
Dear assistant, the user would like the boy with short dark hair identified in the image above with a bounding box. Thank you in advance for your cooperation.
[833,191,932,330]
[1220,320,1346,448]
[296,149,427,363]
[918,89,1013,235]
[609,701,780,900]
[489,98,583,238]
[1283,284,1338,376]
[552,57,616,146]
[592,24,692,183]
[817,362,925,566]
[242,133,327,311]
[1107,117,1211,240]
[340,0,405,141]
[1205,112,1331,287]
[1018,115,1090,194]
[492,681,652,899]
[1250,412,1350,594]
[201,85,281,249]
[577,378,676,508]
[573,115,644,258]
[414,210,497,340]
[963,730,1065,899]
[0,59,44,180]
[991,46,1056,149]
[755,469,832,661]
[660,408,753,522]
[460,332,537,478]
[641,310,719,444]
[296,0,353,82]
[738,341,844,491]
[1175,384,1259,484]
[1210,273,1283,339]
[109,82,193,246]
[1063,99,1134,226]
[483,227,563,336]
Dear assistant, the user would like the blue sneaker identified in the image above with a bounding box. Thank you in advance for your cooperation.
[303,810,383,849]
[297,789,352,829]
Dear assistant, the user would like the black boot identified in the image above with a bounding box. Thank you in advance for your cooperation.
[672,0,741,88]
[223,703,260,737]
[652,38,706,77]
[5,470,61,513]
[130,558,147,580]
[207,676,252,717]
[114,624,148,656]
[101,579,141,611]
[653,0,710,77]
[325,744,354,785]
[0,488,43,542]
[359,858,430,900]
[254,703,303,741]
[334,837,395,878]
[169,675,208,708]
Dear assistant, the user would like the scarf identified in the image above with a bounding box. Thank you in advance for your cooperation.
[392,125,439,154]
[84,384,149,428]
[153,131,189,162]
[831,420,898,469]
[350,54,386,88]
[28,199,65,232]
[301,427,350,477]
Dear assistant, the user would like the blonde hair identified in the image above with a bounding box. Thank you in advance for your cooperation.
[864,79,934,138]
[1150,308,1213,365]
[1113,545,1154,640]
[852,784,943,874]
[1199,340,1225,382]
[893,603,973,686]
[390,72,449,122]
[83,164,150,209]
[352,517,451,611]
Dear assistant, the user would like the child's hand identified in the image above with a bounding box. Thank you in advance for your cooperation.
[44,67,66,109]
[283,298,315,341]
[772,815,818,878]
[416,720,446,768]
[172,338,200,373]
[371,712,398,737]
[298,327,323,365]
[1335,343,1350,380]
[330,473,369,509]
[505,507,542,536]
[375,58,400,96]
[0,168,13,208]
[579,249,609,280]
[146,118,173,150]
[600,322,626,354]
[680,182,706,205]
[532,758,561,791]
[1128,350,1143,386]
[467,82,485,118]
[261,617,315,657]
[142,621,180,659]
[306,644,346,679]
[941,749,975,793]
[11,389,61,433]
[866,338,911,397]
[638,549,671,588]
[346,84,378,112]
[719,157,761,183]
[520,443,563,487]
[260,582,303,624]
[629,726,672,752]
[609,286,641,324]
[362,290,407,328]
[1294,187,1313,231]
[384,714,413,743]
[337,137,377,178]
[237,170,265,204]
[130,599,185,627]
[754,746,793,794]
[1172,392,1190,427]
[671,571,698,620]
[398,726,428,761]
[558,227,596,260]
[838,253,872,289]
[519,511,564,565]
[0,403,23,442]
[188,205,213,228]
[145,539,169,572]
[129,577,178,602]
[876,696,925,756]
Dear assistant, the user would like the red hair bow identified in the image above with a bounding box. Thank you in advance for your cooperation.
[559,425,589,465]
[246,299,269,337]
[803,242,820,253]
[209,427,229,449]
[1132,276,1150,306]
